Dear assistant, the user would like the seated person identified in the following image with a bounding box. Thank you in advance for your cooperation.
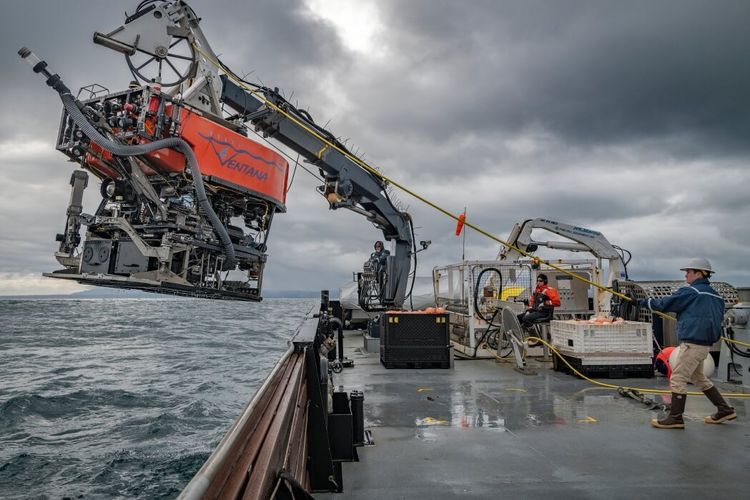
[518,273,561,329]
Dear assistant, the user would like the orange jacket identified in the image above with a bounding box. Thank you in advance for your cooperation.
[530,283,561,309]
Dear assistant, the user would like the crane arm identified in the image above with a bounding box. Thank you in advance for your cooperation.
[499,218,623,262]
[221,77,414,308]
[498,218,627,313]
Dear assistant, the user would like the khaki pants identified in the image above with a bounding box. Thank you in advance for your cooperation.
[670,342,713,394]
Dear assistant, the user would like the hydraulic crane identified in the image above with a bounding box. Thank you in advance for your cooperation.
[19,0,413,310]
[498,218,630,313]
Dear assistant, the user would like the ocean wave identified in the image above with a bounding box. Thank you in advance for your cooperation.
[0,298,314,498]
[0,389,161,428]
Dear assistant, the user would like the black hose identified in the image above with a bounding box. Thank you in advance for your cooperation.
[59,93,237,270]
[405,216,417,310]
[471,307,501,358]
[612,245,632,280]
[473,267,503,324]
[725,327,750,358]
[616,290,640,321]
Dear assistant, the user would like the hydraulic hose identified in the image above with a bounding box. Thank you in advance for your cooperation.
[19,47,236,270]
[473,267,503,324]
[725,327,750,358]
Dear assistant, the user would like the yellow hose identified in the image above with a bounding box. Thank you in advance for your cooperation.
[723,336,750,349]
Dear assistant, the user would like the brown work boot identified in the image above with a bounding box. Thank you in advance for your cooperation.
[703,386,737,424]
[651,393,686,429]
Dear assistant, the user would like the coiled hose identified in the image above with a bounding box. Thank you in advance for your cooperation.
[59,93,236,270]
[615,289,641,321]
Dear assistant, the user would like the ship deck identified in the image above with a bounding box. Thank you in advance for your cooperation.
[319,329,749,499]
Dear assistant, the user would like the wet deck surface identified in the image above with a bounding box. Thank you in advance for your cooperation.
[319,330,749,499]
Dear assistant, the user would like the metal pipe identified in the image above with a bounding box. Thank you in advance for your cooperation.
[92,32,136,55]
[330,317,344,361]
[350,390,365,445]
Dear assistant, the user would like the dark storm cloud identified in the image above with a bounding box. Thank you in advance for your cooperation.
[357,0,750,155]
[0,0,342,135]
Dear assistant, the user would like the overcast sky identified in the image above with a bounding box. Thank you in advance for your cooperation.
[1,0,749,297]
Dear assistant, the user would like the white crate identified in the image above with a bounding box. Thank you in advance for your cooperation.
[550,320,652,355]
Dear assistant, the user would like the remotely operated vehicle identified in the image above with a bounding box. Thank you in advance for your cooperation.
[19,0,413,309]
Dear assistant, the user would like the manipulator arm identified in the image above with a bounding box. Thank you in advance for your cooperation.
[54,170,89,268]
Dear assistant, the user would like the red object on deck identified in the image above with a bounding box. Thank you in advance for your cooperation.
[656,346,676,379]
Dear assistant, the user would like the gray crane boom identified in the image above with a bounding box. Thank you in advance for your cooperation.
[221,77,413,308]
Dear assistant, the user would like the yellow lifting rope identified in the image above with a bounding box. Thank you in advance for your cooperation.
[724,337,750,349]
[196,44,750,401]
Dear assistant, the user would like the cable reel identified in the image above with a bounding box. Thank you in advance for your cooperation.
[125,35,197,87]
[98,1,199,87]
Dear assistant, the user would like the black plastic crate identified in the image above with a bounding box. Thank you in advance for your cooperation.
[381,345,450,361]
[381,345,450,369]
[554,353,654,379]
[381,312,449,346]
[380,313,451,369]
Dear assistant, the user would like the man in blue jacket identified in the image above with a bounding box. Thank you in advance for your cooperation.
[640,258,736,429]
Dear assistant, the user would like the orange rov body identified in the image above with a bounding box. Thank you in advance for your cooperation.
[87,106,289,208]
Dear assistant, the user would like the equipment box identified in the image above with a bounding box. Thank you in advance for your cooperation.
[550,320,654,378]
[380,312,451,369]
[550,320,653,355]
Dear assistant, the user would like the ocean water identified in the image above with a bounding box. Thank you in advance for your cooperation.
[0,298,317,499]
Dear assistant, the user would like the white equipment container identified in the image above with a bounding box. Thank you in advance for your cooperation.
[550,320,654,377]
[551,320,652,356]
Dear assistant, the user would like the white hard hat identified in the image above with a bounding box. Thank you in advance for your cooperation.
[679,257,713,274]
